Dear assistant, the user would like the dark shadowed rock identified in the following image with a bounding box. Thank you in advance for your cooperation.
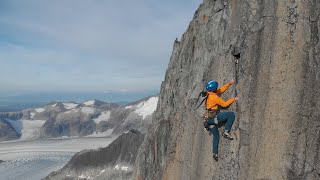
[0,112,23,120]
[45,129,144,180]
[40,115,96,138]
[0,119,20,141]
[67,129,144,170]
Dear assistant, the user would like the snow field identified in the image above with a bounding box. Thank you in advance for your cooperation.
[134,97,158,119]
[83,100,95,106]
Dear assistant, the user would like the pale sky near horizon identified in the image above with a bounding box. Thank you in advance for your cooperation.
[0,0,202,93]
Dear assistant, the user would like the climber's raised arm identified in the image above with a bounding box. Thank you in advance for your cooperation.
[215,79,235,94]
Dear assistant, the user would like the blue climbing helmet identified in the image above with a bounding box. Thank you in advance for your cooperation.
[205,80,218,92]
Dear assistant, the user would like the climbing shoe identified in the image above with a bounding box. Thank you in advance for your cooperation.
[222,131,234,140]
[213,154,218,161]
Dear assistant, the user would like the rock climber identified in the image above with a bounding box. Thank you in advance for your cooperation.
[204,80,238,161]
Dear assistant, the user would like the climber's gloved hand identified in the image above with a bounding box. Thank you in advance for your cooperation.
[200,91,207,97]
[229,79,235,84]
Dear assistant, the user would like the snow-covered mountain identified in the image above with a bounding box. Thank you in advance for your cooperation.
[111,96,159,134]
[0,96,158,141]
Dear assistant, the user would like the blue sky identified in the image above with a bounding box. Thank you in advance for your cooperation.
[0,0,202,94]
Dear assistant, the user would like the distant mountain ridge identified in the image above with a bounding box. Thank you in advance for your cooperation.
[0,96,158,142]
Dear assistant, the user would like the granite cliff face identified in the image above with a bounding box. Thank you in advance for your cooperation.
[135,0,320,180]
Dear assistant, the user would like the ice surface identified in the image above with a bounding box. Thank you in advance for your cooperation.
[0,137,116,180]
[85,129,114,137]
[134,97,158,119]
[20,120,46,140]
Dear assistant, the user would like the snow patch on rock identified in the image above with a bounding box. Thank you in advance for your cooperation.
[78,174,92,179]
[64,109,78,114]
[125,105,133,109]
[96,170,106,177]
[134,97,158,119]
[114,165,130,171]
[30,112,36,119]
[92,111,111,124]
[81,107,95,114]
[83,100,95,106]
[63,103,78,110]
[35,108,45,113]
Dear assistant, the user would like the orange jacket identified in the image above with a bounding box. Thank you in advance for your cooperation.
[205,82,235,110]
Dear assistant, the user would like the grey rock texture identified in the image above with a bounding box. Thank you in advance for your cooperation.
[40,115,96,138]
[34,102,67,121]
[41,107,98,138]
[112,112,152,135]
[0,119,20,141]
[134,0,320,180]
[97,107,130,133]
[45,129,144,180]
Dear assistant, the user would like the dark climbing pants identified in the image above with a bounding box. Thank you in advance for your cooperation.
[207,111,235,154]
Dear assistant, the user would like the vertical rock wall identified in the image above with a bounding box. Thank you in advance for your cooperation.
[134,0,320,179]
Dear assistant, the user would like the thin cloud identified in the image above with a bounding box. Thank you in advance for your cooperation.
[0,0,202,92]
